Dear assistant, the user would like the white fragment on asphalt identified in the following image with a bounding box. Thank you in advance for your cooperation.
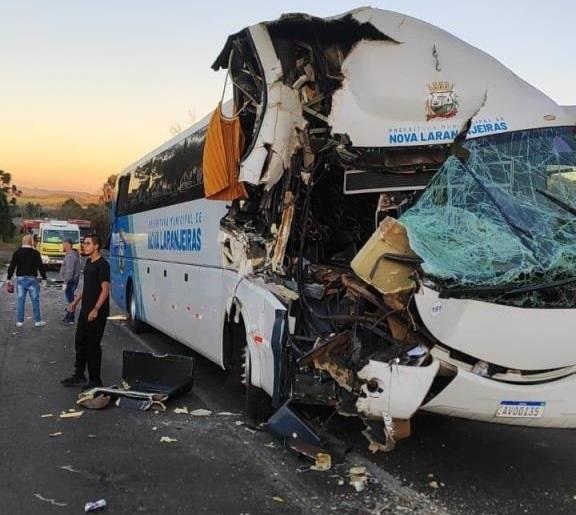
[217,411,241,416]
[34,493,67,506]
[107,314,128,320]
[40,413,53,418]
[234,420,245,426]
[264,442,276,448]
[189,408,212,416]
[244,426,257,434]
[60,465,82,473]
[173,407,189,414]
[428,480,439,489]
[84,498,107,512]
[160,436,178,443]
[59,411,83,419]
[49,432,63,437]
[272,496,285,503]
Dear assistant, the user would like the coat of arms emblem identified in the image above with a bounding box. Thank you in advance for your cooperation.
[425,81,458,121]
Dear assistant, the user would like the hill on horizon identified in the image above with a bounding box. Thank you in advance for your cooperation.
[17,186,99,208]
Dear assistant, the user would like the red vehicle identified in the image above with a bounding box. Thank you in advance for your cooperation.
[22,219,93,242]
[66,219,92,241]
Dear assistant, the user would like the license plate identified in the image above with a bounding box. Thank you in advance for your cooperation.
[496,401,545,418]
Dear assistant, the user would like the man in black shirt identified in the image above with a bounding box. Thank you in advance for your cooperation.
[61,234,110,388]
[6,234,48,327]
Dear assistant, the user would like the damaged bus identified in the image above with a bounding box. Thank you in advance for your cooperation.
[109,7,576,451]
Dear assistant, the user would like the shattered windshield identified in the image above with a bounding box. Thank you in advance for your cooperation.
[400,127,576,306]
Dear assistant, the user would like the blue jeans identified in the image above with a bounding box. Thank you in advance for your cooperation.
[63,280,78,321]
[16,277,42,323]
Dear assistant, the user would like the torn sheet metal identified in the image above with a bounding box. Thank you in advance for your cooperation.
[289,440,332,471]
[356,359,439,419]
[264,400,321,446]
[77,386,168,411]
[351,216,419,294]
[122,350,195,399]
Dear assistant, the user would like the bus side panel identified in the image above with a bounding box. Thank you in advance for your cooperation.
[110,200,230,363]
[141,260,227,365]
[109,214,144,319]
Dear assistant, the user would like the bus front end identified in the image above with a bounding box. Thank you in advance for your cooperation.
[209,7,576,449]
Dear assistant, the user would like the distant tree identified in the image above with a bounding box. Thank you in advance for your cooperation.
[23,201,43,218]
[0,170,21,241]
[99,174,117,206]
[85,203,111,244]
[82,174,118,245]
[57,198,85,219]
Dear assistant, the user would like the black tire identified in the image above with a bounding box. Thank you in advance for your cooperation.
[127,284,148,334]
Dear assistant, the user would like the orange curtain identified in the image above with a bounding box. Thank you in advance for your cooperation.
[202,103,247,201]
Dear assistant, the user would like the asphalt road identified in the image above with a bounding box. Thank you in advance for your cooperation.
[1,252,574,515]
[0,271,448,515]
[141,328,576,515]
[106,304,576,515]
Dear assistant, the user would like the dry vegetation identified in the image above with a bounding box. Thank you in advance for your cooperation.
[17,186,99,208]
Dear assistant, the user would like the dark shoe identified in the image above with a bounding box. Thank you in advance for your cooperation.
[82,380,103,391]
[61,374,86,387]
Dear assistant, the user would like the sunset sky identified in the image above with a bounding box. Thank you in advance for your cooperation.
[2,0,576,193]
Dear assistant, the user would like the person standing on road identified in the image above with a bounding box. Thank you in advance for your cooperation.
[61,234,110,389]
[60,238,81,324]
[6,234,48,328]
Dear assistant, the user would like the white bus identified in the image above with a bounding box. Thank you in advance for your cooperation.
[110,7,576,450]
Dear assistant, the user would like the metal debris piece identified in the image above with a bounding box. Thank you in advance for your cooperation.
[115,397,159,411]
[264,400,321,446]
[289,440,332,471]
[351,217,419,295]
[160,436,178,443]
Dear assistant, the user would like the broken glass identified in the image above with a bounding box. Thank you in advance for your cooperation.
[400,127,576,307]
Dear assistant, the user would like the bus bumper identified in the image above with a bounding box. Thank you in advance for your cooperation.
[422,365,576,428]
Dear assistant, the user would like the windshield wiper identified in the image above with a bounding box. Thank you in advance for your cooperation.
[536,188,576,217]
[440,275,576,298]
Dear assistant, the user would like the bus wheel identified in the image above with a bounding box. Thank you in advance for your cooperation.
[243,347,272,423]
[127,284,148,334]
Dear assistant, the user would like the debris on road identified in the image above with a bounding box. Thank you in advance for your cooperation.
[33,493,67,507]
[59,410,83,419]
[160,436,178,443]
[77,394,111,410]
[289,440,332,472]
[189,408,212,416]
[84,499,107,512]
